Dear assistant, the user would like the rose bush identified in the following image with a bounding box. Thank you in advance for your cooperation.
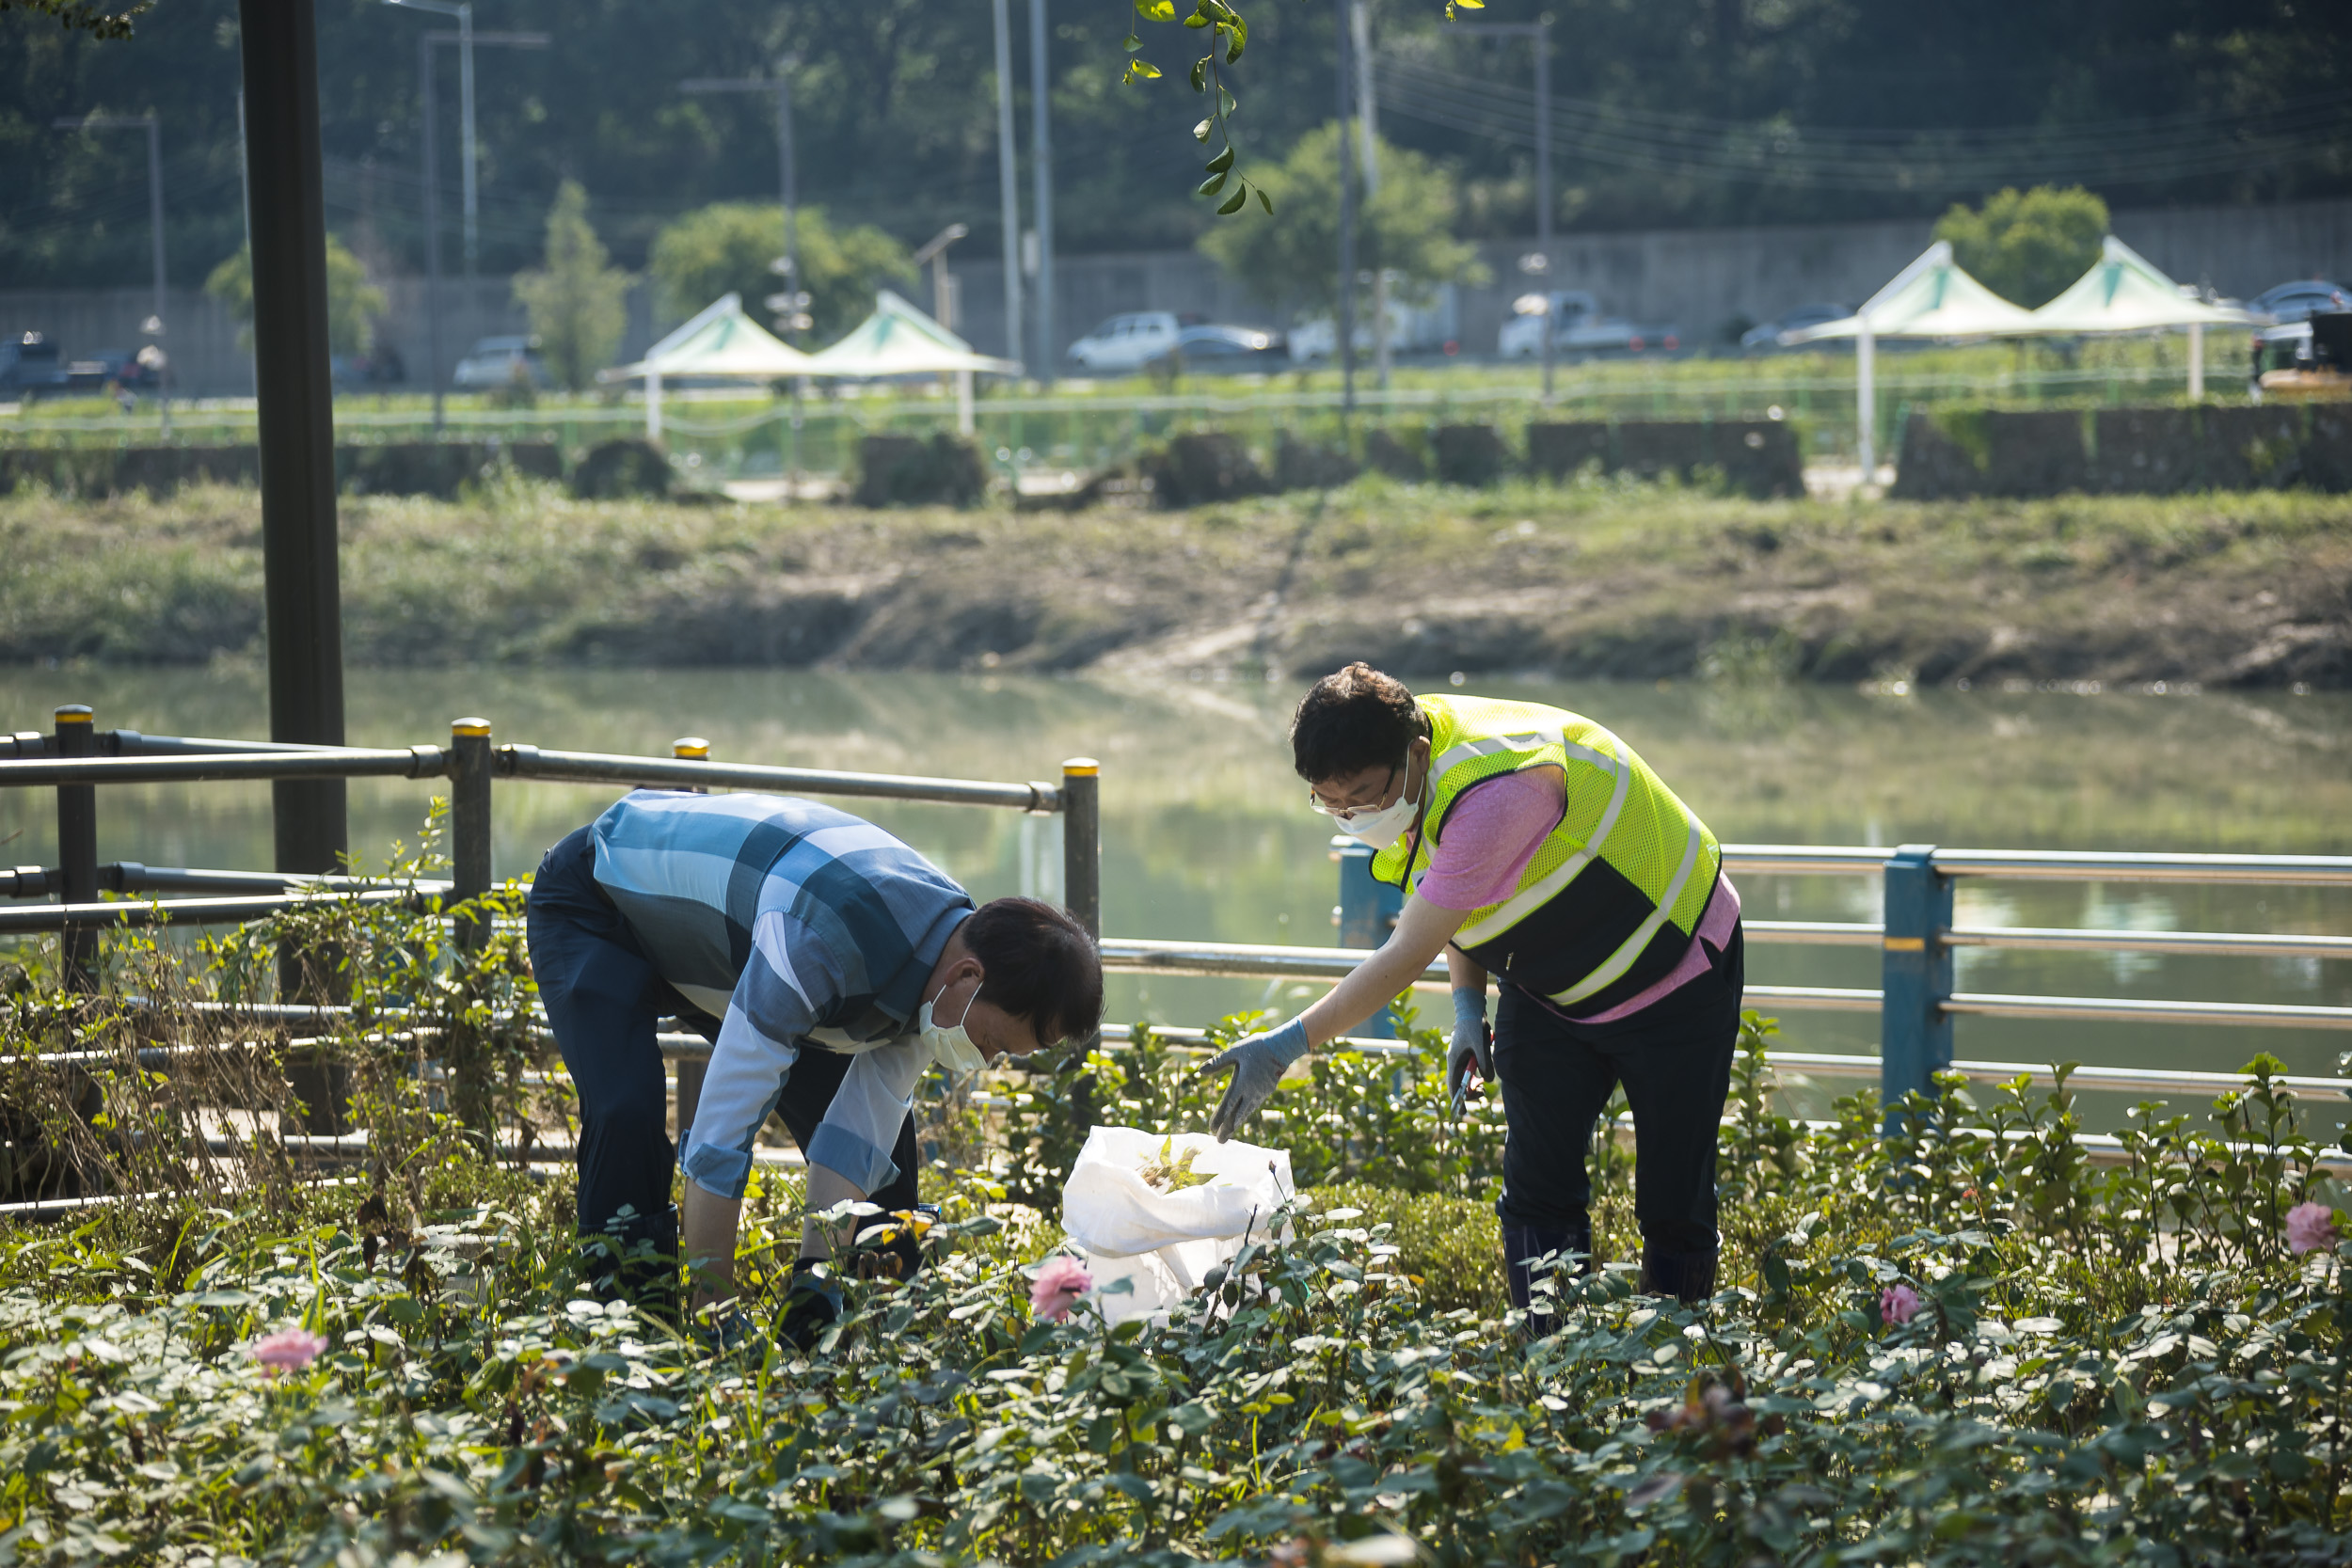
[0,877,2349,1564]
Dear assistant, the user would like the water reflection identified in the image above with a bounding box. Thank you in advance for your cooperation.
[0,666,2344,1104]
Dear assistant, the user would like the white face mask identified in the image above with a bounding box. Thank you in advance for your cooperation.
[920,982,987,1077]
[1336,789,1421,849]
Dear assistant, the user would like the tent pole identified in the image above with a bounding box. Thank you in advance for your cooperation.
[2186,323,2204,402]
[1856,325,1876,481]
[646,368,662,443]
[957,369,975,436]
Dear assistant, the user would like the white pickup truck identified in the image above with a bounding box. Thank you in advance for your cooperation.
[1499,291,1678,358]
[1064,311,1183,373]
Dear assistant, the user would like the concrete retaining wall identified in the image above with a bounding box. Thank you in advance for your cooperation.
[0,441,561,499]
[1893,404,2352,499]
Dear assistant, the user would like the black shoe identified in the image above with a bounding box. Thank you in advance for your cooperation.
[1502,1223,1591,1338]
[1637,1246,1718,1304]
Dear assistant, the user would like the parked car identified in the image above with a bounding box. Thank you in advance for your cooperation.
[1740,302,1851,350]
[1142,324,1284,372]
[62,349,160,394]
[1064,312,1183,372]
[1287,291,1460,361]
[452,335,552,389]
[2249,279,2349,324]
[1498,292,1679,358]
[0,332,69,399]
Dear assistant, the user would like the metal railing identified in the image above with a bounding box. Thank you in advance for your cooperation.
[2,705,2346,1194]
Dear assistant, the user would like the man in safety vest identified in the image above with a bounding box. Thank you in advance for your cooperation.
[1204,662,1743,1312]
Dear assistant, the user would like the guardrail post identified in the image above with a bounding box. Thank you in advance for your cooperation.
[1332,836,1405,1037]
[1881,843,1953,1118]
[53,705,97,991]
[1061,759,1100,943]
[671,737,709,1135]
[450,719,493,955]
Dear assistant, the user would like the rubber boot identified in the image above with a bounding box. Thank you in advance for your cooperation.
[1638,1245,1719,1305]
[1502,1224,1590,1338]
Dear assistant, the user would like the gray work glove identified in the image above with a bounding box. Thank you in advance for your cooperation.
[1446,987,1493,1119]
[1203,1017,1311,1142]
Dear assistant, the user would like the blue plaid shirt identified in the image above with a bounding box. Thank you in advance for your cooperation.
[589,789,973,1199]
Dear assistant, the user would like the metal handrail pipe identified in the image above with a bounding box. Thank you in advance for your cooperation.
[0,747,449,786]
[1744,984,1884,1013]
[1943,926,2352,960]
[1745,921,1883,947]
[0,731,341,761]
[1761,1050,2352,1100]
[1101,936,1435,985]
[0,863,453,900]
[1929,849,2352,886]
[1720,846,1893,876]
[0,888,429,932]
[1944,991,2352,1030]
[497,744,1059,814]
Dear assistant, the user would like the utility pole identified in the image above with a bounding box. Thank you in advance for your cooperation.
[236,0,348,879]
[993,0,1024,370]
[54,113,168,428]
[1029,0,1057,385]
[1454,18,1551,396]
[1335,0,1356,422]
[682,64,805,335]
[387,1,545,426]
[1351,0,1388,391]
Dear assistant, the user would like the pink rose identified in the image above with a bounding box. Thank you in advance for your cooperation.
[1029,1255,1093,1322]
[2287,1202,2342,1257]
[247,1326,328,1376]
[1880,1283,1922,1326]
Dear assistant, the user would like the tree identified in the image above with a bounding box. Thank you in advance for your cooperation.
[512,180,630,392]
[1197,121,1486,318]
[1934,186,2111,308]
[204,235,386,357]
[0,0,150,39]
[646,202,914,343]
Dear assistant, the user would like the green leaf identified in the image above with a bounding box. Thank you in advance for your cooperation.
[1217,182,1249,215]
[1205,145,1235,174]
[1194,118,1213,143]
[1134,0,1177,17]
[1256,186,1273,214]
[1198,172,1230,197]
[1190,58,1209,91]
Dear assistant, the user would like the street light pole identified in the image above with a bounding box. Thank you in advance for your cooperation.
[54,113,168,427]
[993,0,1024,371]
[1452,19,1552,396]
[1029,0,1056,385]
[1335,0,1356,423]
[681,66,803,333]
[420,30,444,431]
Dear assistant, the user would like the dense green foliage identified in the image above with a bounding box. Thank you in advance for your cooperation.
[2,882,2351,1563]
[4,1,2345,292]
[202,236,388,359]
[645,204,914,344]
[1933,187,2112,309]
[513,182,632,395]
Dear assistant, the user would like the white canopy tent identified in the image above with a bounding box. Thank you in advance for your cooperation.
[1783,243,2042,475]
[2023,236,2259,399]
[606,293,818,441]
[801,290,1022,435]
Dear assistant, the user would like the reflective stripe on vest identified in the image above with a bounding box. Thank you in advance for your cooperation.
[1450,735,1631,952]
[1544,817,1706,1006]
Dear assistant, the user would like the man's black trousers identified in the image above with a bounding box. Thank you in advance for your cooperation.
[1490,926,1744,1259]
[525,826,920,1269]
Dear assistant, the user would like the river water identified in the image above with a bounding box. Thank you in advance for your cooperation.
[2,666,2346,1123]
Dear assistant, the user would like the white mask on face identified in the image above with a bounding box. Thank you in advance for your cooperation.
[920,980,987,1077]
[1335,773,1422,849]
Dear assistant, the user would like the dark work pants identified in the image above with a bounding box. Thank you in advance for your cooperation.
[526,827,920,1272]
[1491,926,1743,1258]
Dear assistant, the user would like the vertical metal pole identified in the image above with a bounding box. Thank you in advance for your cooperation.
[1028,0,1056,386]
[671,736,710,1132]
[457,1,476,278]
[145,116,170,433]
[1880,844,1953,1119]
[240,0,351,882]
[1333,837,1404,1037]
[776,71,797,305]
[2187,322,2204,401]
[1855,323,1875,479]
[1335,0,1356,425]
[993,0,1025,371]
[1060,758,1100,942]
[449,718,492,952]
[421,31,446,435]
[1534,21,1553,403]
[53,706,97,991]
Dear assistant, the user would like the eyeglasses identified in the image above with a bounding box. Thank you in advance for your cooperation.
[1307,763,1399,824]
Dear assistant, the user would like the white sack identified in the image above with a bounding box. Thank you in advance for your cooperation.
[1059,1126,1295,1327]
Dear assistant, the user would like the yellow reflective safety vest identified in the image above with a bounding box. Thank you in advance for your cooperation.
[1372,694,1722,1016]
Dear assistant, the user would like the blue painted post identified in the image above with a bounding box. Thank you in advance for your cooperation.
[1333,835,1405,1037]
[1880,843,1953,1118]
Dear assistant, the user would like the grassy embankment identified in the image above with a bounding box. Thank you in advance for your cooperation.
[0,472,2344,687]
